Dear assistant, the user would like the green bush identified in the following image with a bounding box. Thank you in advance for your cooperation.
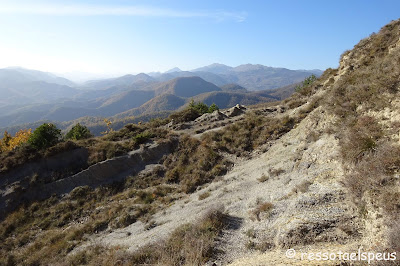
[295,74,317,93]
[65,123,93,140]
[190,100,209,114]
[208,103,219,113]
[133,131,154,145]
[189,100,219,115]
[169,101,220,123]
[28,123,61,149]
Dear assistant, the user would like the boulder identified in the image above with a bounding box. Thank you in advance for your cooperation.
[195,110,228,123]
[225,104,247,117]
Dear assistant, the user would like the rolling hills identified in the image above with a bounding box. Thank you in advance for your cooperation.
[0,64,320,133]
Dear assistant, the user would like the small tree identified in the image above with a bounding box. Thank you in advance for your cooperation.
[65,123,93,140]
[295,74,317,92]
[7,129,32,150]
[208,103,219,113]
[0,130,32,152]
[2,131,11,146]
[28,123,61,149]
[101,118,114,135]
[189,99,212,115]
[0,131,11,152]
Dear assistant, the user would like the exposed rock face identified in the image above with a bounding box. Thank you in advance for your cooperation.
[224,104,247,117]
[0,147,89,189]
[195,110,228,123]
[0,140,176,219]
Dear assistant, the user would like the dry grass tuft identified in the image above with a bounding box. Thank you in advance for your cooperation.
[250,201,274,221]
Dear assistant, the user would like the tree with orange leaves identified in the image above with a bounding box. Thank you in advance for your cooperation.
[0,129,32,152]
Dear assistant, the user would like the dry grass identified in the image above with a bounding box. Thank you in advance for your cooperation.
[198,191,211,200]
[0,170,178,265]
[268,168,285,178]
[250,201,274,221]
[322,19,400,253]
[202,112,303,156]
[127,206,227,266]
[257,173,269,183]
[164,134,232,193]
[292,180,312,194]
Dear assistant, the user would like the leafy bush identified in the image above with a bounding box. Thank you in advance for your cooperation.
[0,129,32,152]
[169,101,220,123]
[295,74,317,93]
[169,107,201,123]
[28,123,61,149]
[208,103,219,113]
[65,123,93,140]
[189,100,219,114]
[190,100,209,114]
[133,131,154,145]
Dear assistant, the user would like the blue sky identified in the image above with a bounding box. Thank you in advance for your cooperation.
[0,0,399,78]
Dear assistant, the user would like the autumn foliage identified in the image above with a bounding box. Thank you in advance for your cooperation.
[0,129,32,152]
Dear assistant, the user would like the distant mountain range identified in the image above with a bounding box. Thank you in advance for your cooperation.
[0,64,322,132]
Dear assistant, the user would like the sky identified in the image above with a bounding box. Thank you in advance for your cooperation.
[0,0,399,80]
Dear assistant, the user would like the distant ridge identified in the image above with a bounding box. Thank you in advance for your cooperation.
[0,63,321,129]
[154,76,222,97]
[192,63,233,74]
[165,67,182,73]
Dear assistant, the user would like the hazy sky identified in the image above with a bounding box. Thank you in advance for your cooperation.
[0,0,399,76]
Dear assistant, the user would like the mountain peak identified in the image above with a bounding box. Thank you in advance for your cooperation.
[192,63,233,74]
[165,67,182,73]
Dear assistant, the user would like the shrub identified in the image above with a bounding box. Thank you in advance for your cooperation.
[204,112,299,155]
[295,74,317,93]
[0,130,32,153]
[257,174,269,183]
[133,131,154,145]
[292,180,312,194]
[65,123,93,140]
[198,191,211,200]
[130,206,227,265]
[208,103,219,113]
[169,101,220,123]
[169,107,201,123]
[268,168,285,177]
[251,201,274,221]
[190,100,209,114]
[163,135,229,193]
[28,123,61,149]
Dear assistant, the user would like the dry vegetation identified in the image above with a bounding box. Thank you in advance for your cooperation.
[250,200,274,221]
[0,106,234,265]
[202,113,297,156]
[322,19,400,253]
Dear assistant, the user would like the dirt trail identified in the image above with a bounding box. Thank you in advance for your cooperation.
[89,103,361,265]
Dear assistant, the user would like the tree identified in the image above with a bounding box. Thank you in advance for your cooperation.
[0,130,32,152]
[2,131,11,147]
[295,74,317,92]
[101,118,113,135]
[208,103,219,113]
[28,123,61,149]
[189,99,212,115]
[65,123,93,140]
[7,129,32,150]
